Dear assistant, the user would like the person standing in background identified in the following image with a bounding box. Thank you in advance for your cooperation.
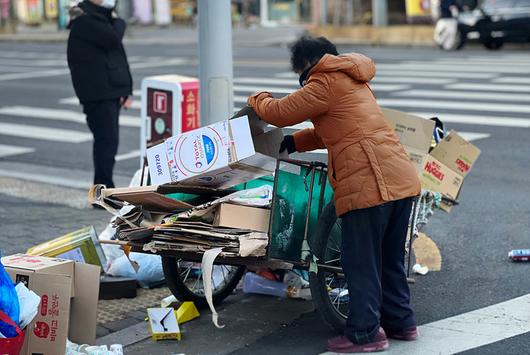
[67,0,132,190]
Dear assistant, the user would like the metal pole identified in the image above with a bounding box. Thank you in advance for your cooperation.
[372,0,387,27]
[260,0,269,27]
[198,0,234,126]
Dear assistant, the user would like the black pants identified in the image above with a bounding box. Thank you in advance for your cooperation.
[83,99,120,188]
[340,197,416,344]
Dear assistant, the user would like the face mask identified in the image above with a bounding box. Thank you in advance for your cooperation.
[100,0,116,9]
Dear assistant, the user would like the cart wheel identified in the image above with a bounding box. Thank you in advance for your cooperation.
[309,202,347,332]
[162,257,246,309]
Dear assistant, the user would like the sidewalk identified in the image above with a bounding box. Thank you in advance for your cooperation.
[0,23,306,47]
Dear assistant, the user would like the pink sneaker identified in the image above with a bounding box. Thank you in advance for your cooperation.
[327,328,389,353]
[384,326,418,341]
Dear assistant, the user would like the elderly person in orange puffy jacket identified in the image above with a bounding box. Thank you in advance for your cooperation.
[242,36,421,353]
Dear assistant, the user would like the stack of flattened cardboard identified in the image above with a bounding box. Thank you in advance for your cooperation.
[118,221,267,258]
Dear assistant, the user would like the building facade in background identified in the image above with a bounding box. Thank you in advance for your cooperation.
[1,0,475,31]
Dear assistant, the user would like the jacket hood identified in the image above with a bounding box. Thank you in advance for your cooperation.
[310,53,376,83]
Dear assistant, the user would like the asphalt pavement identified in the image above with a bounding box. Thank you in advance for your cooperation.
[0,26,529,354]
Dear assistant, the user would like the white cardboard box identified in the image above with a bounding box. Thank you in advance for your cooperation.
[147,116,282,189]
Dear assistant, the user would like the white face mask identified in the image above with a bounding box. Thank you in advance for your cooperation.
[100,0,116,9]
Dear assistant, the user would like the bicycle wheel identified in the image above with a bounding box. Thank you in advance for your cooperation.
[162,256,246,308]
[309,202,347,332]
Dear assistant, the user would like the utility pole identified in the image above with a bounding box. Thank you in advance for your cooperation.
[372,0,387,27]
[198,0,234,126]
[260,0,270,27]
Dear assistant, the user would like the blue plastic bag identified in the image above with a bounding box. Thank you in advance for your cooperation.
[0,255,20,333]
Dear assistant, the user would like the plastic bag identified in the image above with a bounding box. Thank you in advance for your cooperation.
[106,253,164,288]
[0,257,19,327]
[0,311,25,354]
[15,283,40,329]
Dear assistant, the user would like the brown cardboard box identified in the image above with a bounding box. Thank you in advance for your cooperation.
[382,108,435,172]
[419,155,463,201]
[1,254,100,355]
[213,203,271,233]
[430,130,481,178]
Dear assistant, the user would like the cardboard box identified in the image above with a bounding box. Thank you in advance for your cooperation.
[147,308,181,341]
[147,116,283,189]
[2,254,100,355]
[213,203,271,233]
[26,226,107,268]
[419,155,463,201]
[429,130,481,178]
[382,108,435,171]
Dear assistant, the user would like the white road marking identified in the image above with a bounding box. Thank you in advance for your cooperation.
[437,57,530,65]
[0,58,190,81]
[0,65,46,73]
[0,123,92,143]
[378,63,530,74]
[347,293,530,355]
[322,295,530,355]
[492,77,530,84]
[378,99,530,114]
[235,84,409,94]
[0,68,70,81]
[59,97,142,110]
[0,106,141,128]
[409,59,530,68]
[446,83,530,93]
[275,70,497,79]
[236,77,455,86]
[458,132,491,142]
[0,144,35,158]
[0,58,67,67]
[0,51,65,59]
[413,112,530,128]
[394,89,530,102]
[116,149,141,162]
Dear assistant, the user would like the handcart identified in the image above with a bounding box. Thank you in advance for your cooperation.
[106,158,448,332]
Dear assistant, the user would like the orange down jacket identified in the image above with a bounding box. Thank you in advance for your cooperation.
[248,53,420,216]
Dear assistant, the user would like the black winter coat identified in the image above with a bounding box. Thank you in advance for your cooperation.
[67,1,132,103]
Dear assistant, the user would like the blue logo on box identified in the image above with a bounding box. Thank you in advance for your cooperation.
[202,135,215,164]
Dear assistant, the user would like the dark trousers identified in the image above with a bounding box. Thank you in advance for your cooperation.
[340,197,416,344]
[83,99,120,188]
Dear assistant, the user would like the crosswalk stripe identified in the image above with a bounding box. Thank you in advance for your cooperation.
[492,77,530,84]
[361,294,530,355]
[408,59,530,68]
[235,84,409,94]
[437,57,530,65]
[0,106,141,128]
[59,97,142,110]
[0,122,92,143]
[0,51,64,59]
[235,77,455,86]
[0,65,44,73]
[116,149,141,161]
[413,112,530,128]
[0,68,70,81]
[0,58,66,67]
[394,89,530,102]
[275,70,497,79]
[378,99,530,114]
[446,83,530,93]
[379,63,530,74]
[0,144,35,158]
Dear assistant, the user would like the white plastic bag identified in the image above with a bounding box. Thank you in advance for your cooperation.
[106,253,164,288]
[15,283,40,329]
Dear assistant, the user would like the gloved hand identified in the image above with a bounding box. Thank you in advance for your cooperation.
[279,135,296,154]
